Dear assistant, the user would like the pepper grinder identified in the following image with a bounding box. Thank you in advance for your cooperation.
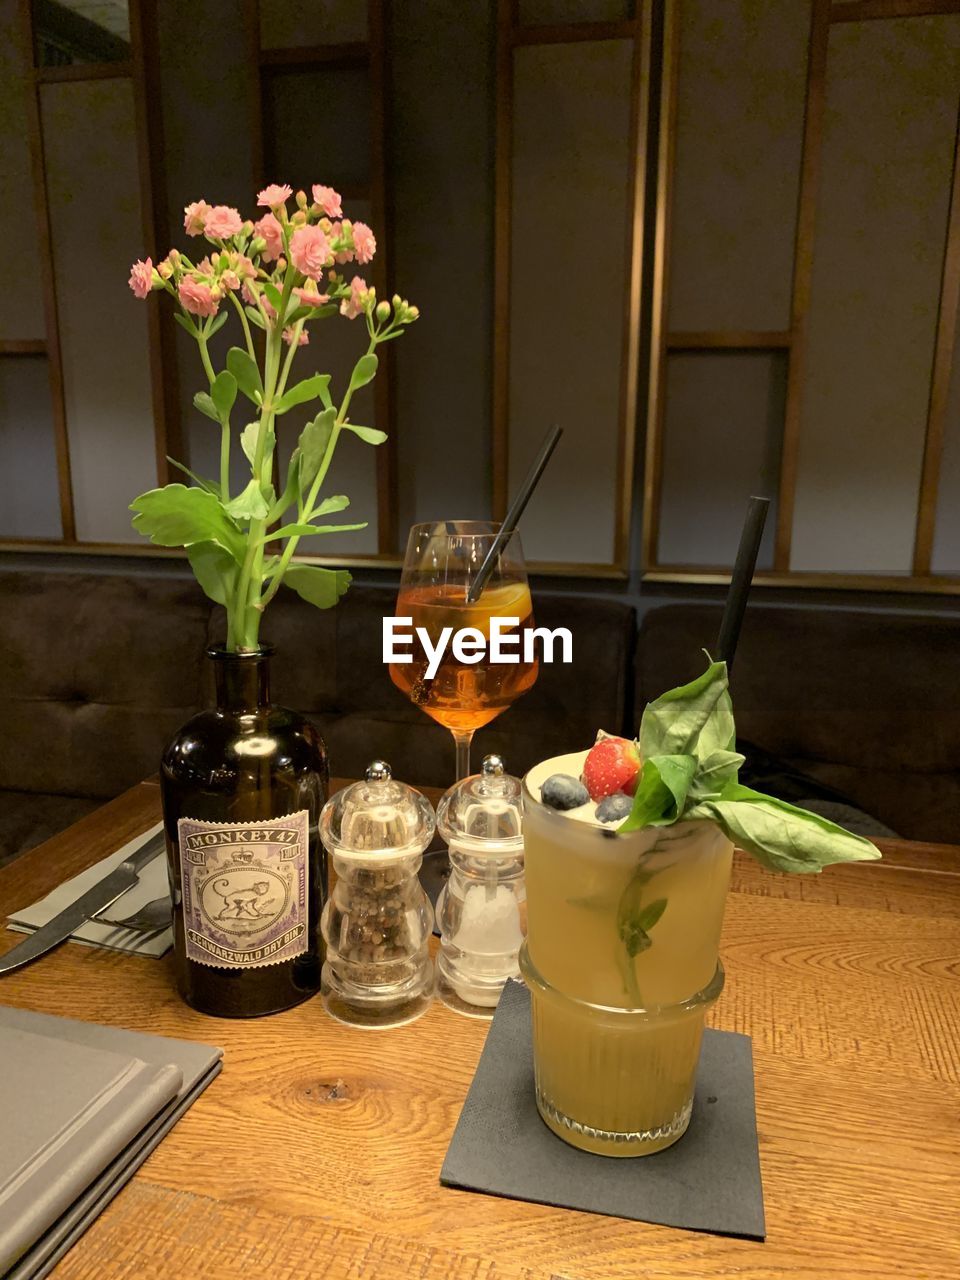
[320,761,436,1028]
[435,754,525,1018]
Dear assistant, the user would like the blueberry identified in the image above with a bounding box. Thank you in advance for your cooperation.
[541,773,589,811]
[596,793,633,824]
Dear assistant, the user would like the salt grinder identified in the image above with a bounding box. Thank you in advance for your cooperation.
[319,761,436,1028]
[435,754,525,1018]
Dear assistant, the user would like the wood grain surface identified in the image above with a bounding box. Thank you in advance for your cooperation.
[1,782,958,1280]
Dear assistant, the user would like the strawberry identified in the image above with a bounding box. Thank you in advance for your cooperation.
[582,734,641,801]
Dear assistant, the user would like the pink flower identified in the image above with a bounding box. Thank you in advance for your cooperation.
[128,258,154,299]
[203,205,243,239]
[290,225,331,280]
[221,270,240,291]
[312,184,342,217]
[340,275,369,320]
[231,253,256,279]
[183,200,210,236]
[257,183,292,207]
[293,284,330,306]
[261,295,277,323]
[352,221,376,265]
[178,277,219,317]
[253,212,283,262]
[283,326,309,346]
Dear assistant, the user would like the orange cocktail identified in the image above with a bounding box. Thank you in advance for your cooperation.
[390,581,539,733]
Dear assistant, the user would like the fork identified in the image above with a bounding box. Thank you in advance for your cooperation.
[95,895,172,934]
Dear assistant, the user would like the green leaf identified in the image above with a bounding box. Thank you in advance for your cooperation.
[130,484,243,561]
[244,304,266,330]
[186,541,236,605]
[348,352,378,391]
[174,312,199,338]
[636,898,668,932]
[260,520,366,543]
[311,495,350,517]
[227,346,263,403]
[639,660,735,763]
[617,888,668,960]
[268,448,300,522]
[240,422,275,469]
[619,754,697,832]
[343,423,387,446]
[210,369,237,420]
[274,373,331,415]
[688,748,745,801]
[282,565,352,610]
[166,456,219,495]
[262,281,283,313]
[688,783,882,875]
[298,408,336,491]
[223,479,270,522]
[206,311,229,338]
[193,391,219,422]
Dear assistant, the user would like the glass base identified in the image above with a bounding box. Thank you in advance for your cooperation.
[321,989,433,1029]
[436,965,499,1020]
[535,1084,692,1157]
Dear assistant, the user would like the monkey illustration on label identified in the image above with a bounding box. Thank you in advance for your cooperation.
[177,812,309,969]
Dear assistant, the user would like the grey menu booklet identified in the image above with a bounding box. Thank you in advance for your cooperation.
[0,1007,222,1280]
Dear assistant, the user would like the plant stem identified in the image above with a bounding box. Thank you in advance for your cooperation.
[197,332,216,386]
[228,290,256,360]
[257,334,378,610]
[219,422,230,500]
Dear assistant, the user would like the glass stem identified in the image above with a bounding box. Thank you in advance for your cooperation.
[452,729,475,781]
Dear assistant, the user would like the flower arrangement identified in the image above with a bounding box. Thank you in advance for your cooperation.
[127,182,417,651]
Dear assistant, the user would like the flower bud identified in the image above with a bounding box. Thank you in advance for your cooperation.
[392,294,401,310]
[168,248,181,265]
[296,189,308,210]
[250,236,266,256]
[318,217,332,234]
[376,300,390,320]
[407,305,419,320]
[157,259,174,280]
[276,257,287,271]
[241,221,254,237]
[292,210,307,226]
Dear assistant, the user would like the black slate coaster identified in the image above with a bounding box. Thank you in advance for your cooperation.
[441,980,765,1240]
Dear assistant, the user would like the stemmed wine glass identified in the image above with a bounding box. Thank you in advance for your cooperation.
[389,521,539,781]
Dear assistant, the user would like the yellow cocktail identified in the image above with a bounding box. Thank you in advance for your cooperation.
[521,751,732,1156]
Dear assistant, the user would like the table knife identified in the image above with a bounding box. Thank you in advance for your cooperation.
[0,831,167,976]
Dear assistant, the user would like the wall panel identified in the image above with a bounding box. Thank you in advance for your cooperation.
[518,1,632,21]
[508,39,633,565]
[259,0,368,49]
[390,0,495,534]
[0,356,61,538]
[931,318,960,574]
[791,16,960,572]
[264,68,371,194]
[41,77,154,543]
[667,0,809,333]
[0,0,45,341]
[657,351,783,567]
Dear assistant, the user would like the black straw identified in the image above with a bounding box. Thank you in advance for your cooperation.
[466,424,563,603]
[715,496,770,670]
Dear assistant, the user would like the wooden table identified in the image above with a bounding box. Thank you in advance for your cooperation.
[1,781,958,1280]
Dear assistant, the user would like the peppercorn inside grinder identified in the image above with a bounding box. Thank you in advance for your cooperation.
[319,761,436,1028]
[435,755,525,1018]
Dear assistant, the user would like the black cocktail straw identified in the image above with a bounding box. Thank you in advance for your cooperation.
[715,496,770,670]
[466,423,563,603]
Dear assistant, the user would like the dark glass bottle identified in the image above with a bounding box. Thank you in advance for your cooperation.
[160,646,328,1017]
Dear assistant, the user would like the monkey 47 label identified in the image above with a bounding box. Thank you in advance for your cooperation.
[177,811,309,969]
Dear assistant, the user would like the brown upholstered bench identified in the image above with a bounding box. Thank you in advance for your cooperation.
[0,569,636,863]
[635,603,960,844]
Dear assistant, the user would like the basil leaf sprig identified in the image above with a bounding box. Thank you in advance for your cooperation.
[619,660,881,874]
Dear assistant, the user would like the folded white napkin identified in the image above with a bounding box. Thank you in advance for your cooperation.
[7,823,172,958]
